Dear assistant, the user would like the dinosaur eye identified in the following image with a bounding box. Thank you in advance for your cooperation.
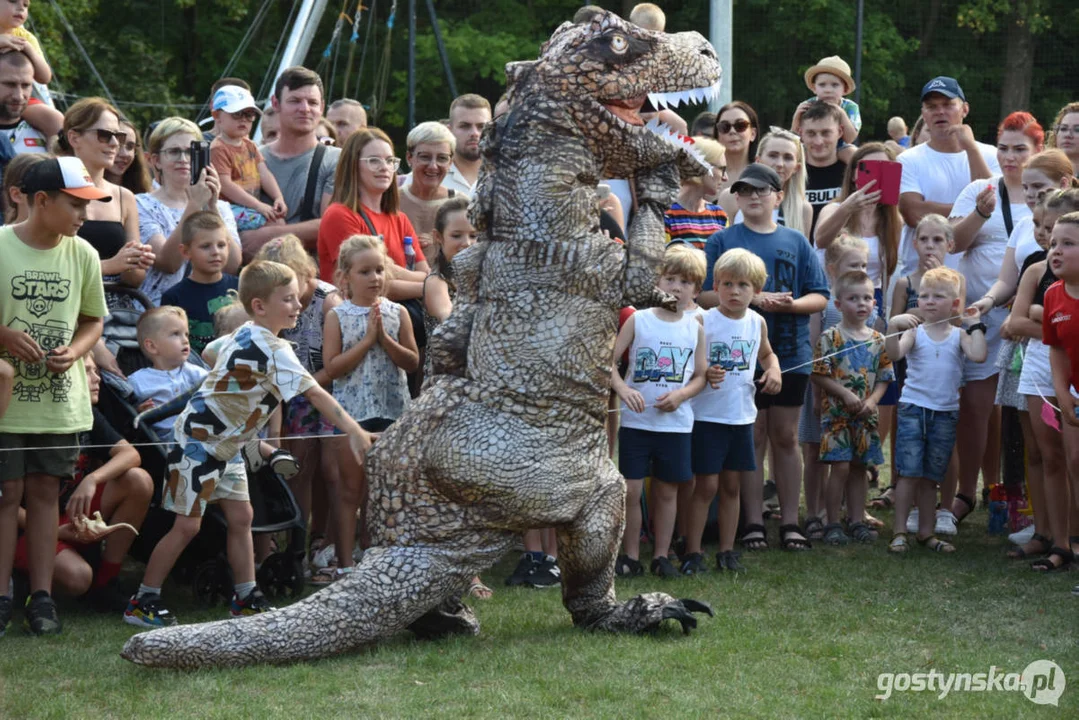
[610,34,628,54]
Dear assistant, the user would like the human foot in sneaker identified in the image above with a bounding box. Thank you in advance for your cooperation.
[615,554,643,577]
[230,588,275,617]
[505,553,539,586]
[716,550,746,572]
[935,509,958,536]
[24,591,61,635]
[650,556,679,579]
[525,556,561,588]
[0,595,12,638]
[124,593,177,628]
[906,508,920,534]
[680,552,707,575]
[84,578,131,614]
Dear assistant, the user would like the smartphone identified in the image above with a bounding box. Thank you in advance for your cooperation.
[596,183,611,200]
[190,140,210,185]
[856,159,902,205]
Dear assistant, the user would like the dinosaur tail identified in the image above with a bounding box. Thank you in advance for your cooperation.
[120,546,467,669]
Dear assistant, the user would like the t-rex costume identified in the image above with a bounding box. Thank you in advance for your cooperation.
[122,12,722,668]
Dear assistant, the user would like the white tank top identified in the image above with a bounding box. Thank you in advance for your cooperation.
[863,234,882,288]
[620,309,700,433]
[899,325,964,412]
[692,309,763,425]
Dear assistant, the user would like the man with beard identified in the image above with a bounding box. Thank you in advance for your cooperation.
[800,100,847,247]
[443,94,491,198]
[0,51,37,184]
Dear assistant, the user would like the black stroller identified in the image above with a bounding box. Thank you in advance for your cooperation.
[98,285,308,603]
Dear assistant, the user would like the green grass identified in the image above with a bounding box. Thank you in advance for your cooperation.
[1,508,1076,719]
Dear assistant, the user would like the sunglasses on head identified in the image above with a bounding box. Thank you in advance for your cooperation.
[92,129,128,145]
[717,119,752,134]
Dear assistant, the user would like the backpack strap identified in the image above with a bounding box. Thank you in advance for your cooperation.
[299,143,328,222]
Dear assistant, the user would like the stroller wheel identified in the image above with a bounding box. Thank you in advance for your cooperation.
[258,553,306,600]
[193,559,226,606]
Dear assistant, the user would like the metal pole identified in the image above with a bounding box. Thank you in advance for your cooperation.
[254,0,330,141]
[407,0,416,131]
[425,0,458,99]
[854,0,864,108]
[709,0,732,110]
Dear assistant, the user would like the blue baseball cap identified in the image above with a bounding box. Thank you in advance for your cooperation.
[921,76,966,102]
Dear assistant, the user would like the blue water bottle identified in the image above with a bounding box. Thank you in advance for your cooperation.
[403,236,416,271]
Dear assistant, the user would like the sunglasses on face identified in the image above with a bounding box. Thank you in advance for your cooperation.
[717,119,752,134]
[735,186,773,197]
[90,129,128,145]
[230,110,258,122]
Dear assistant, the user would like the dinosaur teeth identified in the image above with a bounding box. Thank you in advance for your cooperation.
[648,83,721,110]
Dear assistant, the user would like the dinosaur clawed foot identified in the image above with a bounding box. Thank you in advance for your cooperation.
[584,592,714,635]
[659,598,714,635]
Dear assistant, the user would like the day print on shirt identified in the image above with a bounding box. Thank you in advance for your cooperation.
[709,336,757,371]
[632,342,694,384]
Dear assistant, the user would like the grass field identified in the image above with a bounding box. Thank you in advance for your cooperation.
[1,506,1076,719]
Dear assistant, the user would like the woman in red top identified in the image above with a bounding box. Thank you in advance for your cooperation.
[317,128,430,299]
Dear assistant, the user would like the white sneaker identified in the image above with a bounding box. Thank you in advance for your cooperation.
[935,509,958,536]
[906,508,920,533]
[310,542,336,571]
[1008,524,1036,546]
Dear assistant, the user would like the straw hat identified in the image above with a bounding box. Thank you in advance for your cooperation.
[804,56,855,95]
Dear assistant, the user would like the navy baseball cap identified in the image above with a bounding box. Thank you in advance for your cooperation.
[731,163,782,193]
[921,76,966,102]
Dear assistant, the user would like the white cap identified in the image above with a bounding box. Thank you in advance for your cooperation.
[212,85,260,115]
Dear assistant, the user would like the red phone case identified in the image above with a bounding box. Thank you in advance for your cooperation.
[856,159,902,206]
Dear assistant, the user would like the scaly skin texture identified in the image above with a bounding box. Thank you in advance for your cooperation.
[121,12,720,668]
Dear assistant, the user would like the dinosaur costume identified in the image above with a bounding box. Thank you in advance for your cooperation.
[122,12,722,668]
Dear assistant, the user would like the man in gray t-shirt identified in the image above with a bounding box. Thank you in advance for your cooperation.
[241,66,341,262]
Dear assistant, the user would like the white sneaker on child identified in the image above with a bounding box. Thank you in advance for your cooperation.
[935,509,958,536]
[906,508,919,534]
[1008,524,1035,546]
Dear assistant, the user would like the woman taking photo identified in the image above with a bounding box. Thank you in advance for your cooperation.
[137,117,242,305]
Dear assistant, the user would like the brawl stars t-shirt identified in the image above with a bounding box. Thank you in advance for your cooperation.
[0,227,107,434]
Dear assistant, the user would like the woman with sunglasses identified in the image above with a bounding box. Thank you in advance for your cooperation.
[318,128,429,295]
[399,121,457,257]
[57,98,152,304]
[713,101,759,189]
[105,116,152,195]
[136,116,241,306]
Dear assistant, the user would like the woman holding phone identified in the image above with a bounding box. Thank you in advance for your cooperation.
[136,117,242,305]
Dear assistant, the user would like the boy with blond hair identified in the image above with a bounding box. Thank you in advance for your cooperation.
[125,261,374,628]
[886,267,986,554]
[629,3,665,31]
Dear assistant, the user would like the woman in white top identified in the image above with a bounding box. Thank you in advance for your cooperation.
[946,112,1041,526]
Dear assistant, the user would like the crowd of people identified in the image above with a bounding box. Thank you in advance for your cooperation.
[0,1,1077,638]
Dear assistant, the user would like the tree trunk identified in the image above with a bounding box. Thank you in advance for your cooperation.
[916,0,942,59]
[999,14,1034,116]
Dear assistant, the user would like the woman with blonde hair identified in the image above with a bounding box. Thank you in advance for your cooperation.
[1047,102,1079,170]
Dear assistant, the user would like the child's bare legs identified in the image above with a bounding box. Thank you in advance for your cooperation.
[1016,402,1049,553]
[766,406,806,532]
[716,471,742,552]
[802,443,823,520]
[333,436,366,569]
[824,461,848,528]
[650,480,679,560]
[622,479,644,560]
[312,442,337,541]
[142,514,202,588]
[53,549,93,597]
[893,476,916,533]
[0,478,22,595]
[981,404,1002,489]
[675,478,695,543]
[685,473,718,556]
[0,359,12,419]
[846,464,867,526]
[24,474,60,595]
[744,414,769,538]
[950,375,998,517]
[284,437,318,522]
[219,499,255,585]
[915,478,938,539]
[98,468,153,566]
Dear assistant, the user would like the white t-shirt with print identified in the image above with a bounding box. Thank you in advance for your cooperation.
[950,176,1031,303]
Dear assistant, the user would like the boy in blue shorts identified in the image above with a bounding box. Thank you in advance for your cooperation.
[811,271,894,545]
[124,261,374,628]
[612,248,708,578]
[682,249,780,574]
[886,267,986,554]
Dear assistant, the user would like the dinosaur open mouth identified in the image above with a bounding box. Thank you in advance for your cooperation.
[646,81,723,112]
[601,96,648,126]
[644,117,708,168]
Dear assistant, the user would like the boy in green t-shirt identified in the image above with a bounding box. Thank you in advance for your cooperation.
[0,156,109,637]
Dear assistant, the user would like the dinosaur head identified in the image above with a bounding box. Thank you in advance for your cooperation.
[506,12,722,178]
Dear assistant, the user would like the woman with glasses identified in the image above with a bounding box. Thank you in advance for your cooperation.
[318,128,429,294]
[105,116,152,195]
[713,101,759,189]
[1047,102,1079,171]
[57,98,151,304]
[398,121,457,256]
[136,116,242,305]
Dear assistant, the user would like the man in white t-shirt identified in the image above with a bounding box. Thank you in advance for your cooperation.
[897,76,1000,273]
[443,94,491,198]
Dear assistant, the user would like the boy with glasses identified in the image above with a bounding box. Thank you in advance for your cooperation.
[703,163,829,552]
[210,85,288,232]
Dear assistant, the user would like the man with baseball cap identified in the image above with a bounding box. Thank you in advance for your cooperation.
[701,161,829,555]
[896,75,999,274]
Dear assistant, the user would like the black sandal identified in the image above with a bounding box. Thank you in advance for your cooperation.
[1031,547,1074,572]
[740,523,768,551]
[803,516,825,541]
[779,524,812,551]
[1007,533,1052,560]
[953,493,976,523]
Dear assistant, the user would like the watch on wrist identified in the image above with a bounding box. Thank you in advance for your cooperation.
[966,322,987,335]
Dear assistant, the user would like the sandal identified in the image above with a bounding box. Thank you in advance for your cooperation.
[1031,547,1074,572]
[917,535,956,553]
[1007,533,1052,560]
[467,578,493,600]
[803,516,826,541]
[821,523,849,546]
[848,521,878,544]
[780,524,812,551]
[889,533,909,553]
[953,493,976,524]
[869,485,895,510]
[740,523,769,551]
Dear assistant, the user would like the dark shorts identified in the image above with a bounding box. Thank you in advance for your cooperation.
[691,421,756,474]
[0,433,79,484]
[618,427,692,483]
[895,402,958,483]
[336,417,395,434]
[754,370,809,409]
